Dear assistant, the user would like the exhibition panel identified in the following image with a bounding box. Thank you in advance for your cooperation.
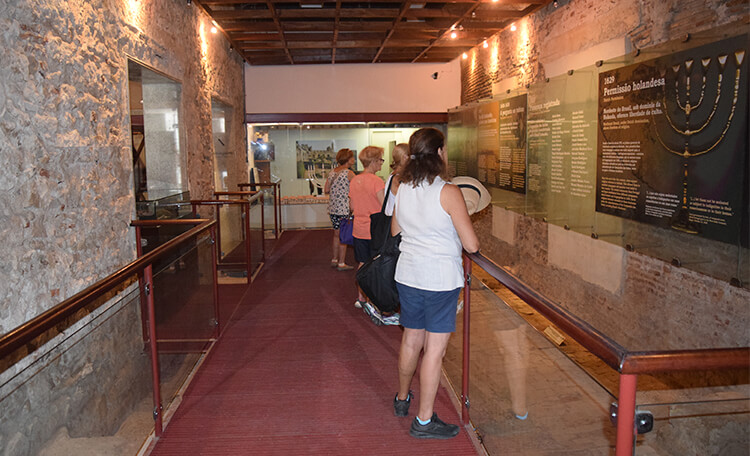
[447,27,749,288]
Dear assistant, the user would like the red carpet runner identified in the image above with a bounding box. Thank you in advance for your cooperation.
[150,229,479,455]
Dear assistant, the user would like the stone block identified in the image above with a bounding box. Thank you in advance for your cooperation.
[491,205,517,245]
[548,224,624,294]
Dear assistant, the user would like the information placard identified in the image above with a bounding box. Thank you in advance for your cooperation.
[498,94,528,193]
[596,35,748,245]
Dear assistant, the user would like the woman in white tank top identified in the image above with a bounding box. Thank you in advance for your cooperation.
[391,128,479,439]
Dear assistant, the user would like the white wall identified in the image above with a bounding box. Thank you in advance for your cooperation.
[244,61,461,113]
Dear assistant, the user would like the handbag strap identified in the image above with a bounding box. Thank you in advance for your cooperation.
[380,175,395,213]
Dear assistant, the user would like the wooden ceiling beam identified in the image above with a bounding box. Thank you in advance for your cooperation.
[263,0,295,64]
[403,9,464,19]
[332,0,341,63]
[223,22,278,32]
[202,0,553,65]
[276,8,401,18]
[411,0,482,62]
[211,10,273,19]
[231,32,283,41]
[372,0,414,63]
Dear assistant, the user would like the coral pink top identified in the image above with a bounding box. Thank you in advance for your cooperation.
[349,173,385,239]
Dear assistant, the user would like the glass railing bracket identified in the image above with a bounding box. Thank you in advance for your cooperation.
[609,402,654,434]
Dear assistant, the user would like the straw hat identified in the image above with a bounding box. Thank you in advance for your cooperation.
[452,176,491,215]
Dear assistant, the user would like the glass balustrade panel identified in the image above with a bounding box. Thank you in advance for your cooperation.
[248,197,265,276]
[445,275,617,454]
[0,286,154,455]
[152,233,216,411]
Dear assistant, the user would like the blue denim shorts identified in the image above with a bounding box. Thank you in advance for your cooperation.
[396,283,461,333]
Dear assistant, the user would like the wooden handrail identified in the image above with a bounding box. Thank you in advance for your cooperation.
[211,193,264,204]
[130,219,206,226]
[0,219,216,359]
[466,251,750,374]
[621,348,750,374]
[214,191,258,197]
[238,183,278,188]
[191,199,251,206]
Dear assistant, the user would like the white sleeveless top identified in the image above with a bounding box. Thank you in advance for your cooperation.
[394,176,463,291]
[384,174,397,216]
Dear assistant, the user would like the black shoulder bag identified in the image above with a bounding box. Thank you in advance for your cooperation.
[355,233,401,313]
[369,175,394,254]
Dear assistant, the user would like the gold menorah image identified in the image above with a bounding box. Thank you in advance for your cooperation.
[651,49,745,234]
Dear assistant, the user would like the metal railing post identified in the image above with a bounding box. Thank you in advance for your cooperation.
[273,184,280,239]
[276,182,282,237]
[260,195,266,262]
[144,264,163,436]
[135,226,149,347]
[244,201,252,284]
[461,254,472,425]
[615,374,637,456]
[215,206,223,263]
[211,225,221,337]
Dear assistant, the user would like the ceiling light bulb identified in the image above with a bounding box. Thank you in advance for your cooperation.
[450,31,457,39]
[462,52,468,59]
[483,40,488,48]
[510,23,517,32]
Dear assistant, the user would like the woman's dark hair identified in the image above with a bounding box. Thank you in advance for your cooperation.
[401,128,446,186]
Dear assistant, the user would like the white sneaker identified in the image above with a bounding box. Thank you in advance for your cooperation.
[382,313,400,326]
[362,302,385,326]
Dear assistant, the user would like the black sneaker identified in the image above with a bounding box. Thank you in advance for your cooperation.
[393,391,413,417]
[409,413,459,439]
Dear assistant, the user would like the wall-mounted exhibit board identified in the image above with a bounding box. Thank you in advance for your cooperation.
[597,34,747,246]
[447,29,749,287]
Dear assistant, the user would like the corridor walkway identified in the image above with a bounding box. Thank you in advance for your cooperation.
[150,229,479,455]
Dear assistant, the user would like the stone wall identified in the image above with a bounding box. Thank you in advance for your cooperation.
[462,0,749,102]
[0,0,245,451]
[0,0,245,334]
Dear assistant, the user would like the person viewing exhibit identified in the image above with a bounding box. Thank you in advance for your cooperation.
[325,148,356,271]
[359,142,410,326]
[348,145,385,310]
[391,127,480,439]
[384,143,409,217]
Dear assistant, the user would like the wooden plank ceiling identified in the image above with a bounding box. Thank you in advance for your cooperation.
[196,0,552,65]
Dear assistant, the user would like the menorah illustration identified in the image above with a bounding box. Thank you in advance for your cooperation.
[305,162,332,191]
[652,49,745,234]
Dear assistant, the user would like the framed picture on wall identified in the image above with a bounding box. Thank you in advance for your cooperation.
[296,140,335,179]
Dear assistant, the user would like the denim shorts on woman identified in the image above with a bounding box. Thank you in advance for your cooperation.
[396,283,461,333]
